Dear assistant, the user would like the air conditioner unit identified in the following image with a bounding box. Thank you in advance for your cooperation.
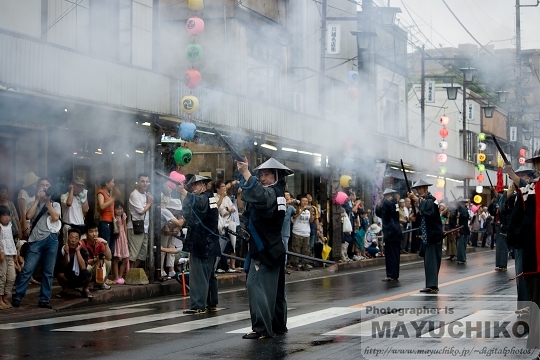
[293,92,303,112]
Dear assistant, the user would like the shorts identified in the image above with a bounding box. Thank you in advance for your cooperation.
[128,229,148,262]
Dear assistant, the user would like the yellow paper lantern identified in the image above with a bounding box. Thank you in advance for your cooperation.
[497,153,504,168]
[188,0,204,11]
[180,95,199,114]
[340,175,352,188]
[436,178,445,188]
[478,153,486,162]
[474,195,482,204]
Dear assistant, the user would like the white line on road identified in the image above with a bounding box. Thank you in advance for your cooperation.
[227,307,363,334]
[420,310,515,338]
[0,308,152,330]
[323,312,427,337]
[138,311,251,333]
[411,294,517,298]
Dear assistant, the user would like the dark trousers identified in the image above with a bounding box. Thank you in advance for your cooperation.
[524,275,540,349]
[384,241,400,279]
[400,225,409,251]
[494,227,508,269]
[410,231,421,253]
[424,241,442,288]
[189,255,217,310]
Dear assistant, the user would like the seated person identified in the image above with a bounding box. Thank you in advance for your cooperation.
[365,224,382,258]
[80,222,112,290]
[56,228,92,298]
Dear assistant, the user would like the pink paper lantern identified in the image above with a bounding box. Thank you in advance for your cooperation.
[184,69,202,89]
[439,116,449,126]
[439,128,449,138]
[334,191,348,205]
[186,17,205,35]
[438,153,448,163]
[168,171,186,189]
[434,191,444,201]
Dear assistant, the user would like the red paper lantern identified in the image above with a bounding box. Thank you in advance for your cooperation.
[519,148,526,157]
[184,69,202,89]
[439,128,449,138]
[347,86,359,101]
[434,191,444,201]
[186,17,205,35]
[477,174,485,183]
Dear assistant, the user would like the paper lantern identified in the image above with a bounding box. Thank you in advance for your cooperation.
[439,128,449,138]
[347,86,359,101]
[477,174,485,183]
[478,133,486,141]
[179,122,197,141]
[436,178,445,188]
[438,166,447,176]
[186,17,204,35]
[185,44,203,62]
[519,157,526,165]
[477,164,485,172]
[184,69,202,89]
[173,148,193,166]
[340,175,352,188]
[471,205,479,213]
[519,148,527,157]
[168,170,186,189]
[334,191,348,205]
[438,153,448,163]
[497,154,504,167]
[478,142,487,151]
[478,153,486,162]
[347,71,359,84]
[344,140,355,151]
[476,185,483,194]
[180,95,199,114]
[187,0,204,11]
[439,141,448,150]
[439,116,449,126]
[473,195,482,204]
[434,191,444,201]
[343,158,354,169]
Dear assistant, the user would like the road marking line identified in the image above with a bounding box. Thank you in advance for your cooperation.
[421,310,515,338]
[51,308,223,332]
[349,266,515,308]
[410,294,517,298]
[0,308,152,330]
[138,311,251,333]
[227,307,362,334]
[323,312,427,337]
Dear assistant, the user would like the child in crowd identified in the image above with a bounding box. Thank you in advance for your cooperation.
[0,206,17,309]
[112,201,129,284]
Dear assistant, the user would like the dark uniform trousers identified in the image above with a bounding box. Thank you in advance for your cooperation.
[384,241,400,279]
[189,255,218,310]
[424,242,442,288]
[247,260,287,337]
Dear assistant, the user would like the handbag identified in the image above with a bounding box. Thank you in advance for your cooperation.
[342,214,353,234]
[321,240,332,260]
[131,213,145,235]
[95,259,106,284]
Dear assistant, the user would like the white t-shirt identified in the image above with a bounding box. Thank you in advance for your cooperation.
[60,192,85,226]
[0,223,17,256]
[128,189,150,233]
[291,209,311,237]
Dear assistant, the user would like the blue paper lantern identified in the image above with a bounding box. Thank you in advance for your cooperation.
[180,122,196,141]
[347,71,359,84]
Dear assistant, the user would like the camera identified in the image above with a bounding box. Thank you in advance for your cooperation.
[45,187,55,197]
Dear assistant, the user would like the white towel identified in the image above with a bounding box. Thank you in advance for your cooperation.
[61,248,80,276]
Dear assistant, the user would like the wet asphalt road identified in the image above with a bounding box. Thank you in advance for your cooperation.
[0,250,534,360]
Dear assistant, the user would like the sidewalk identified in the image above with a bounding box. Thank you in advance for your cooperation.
[0,246,484,322]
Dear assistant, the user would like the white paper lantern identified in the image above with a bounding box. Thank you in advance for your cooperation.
[476,185,483,194]
[439,141,448,150]
[478,142,487,151]
[439,115,449,126]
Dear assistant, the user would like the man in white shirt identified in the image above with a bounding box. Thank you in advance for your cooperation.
[60,177,89,243]
[128,174,153,269]
[290,196,314,270]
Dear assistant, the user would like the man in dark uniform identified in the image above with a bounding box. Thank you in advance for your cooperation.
[177,175,221,314]
[408,179,444,293]
[376,188,402,282]
[455,197,470,264]
[236,157,291,340]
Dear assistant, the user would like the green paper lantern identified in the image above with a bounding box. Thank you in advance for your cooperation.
[185,44,203,62]
[477,164,485,172]
[438,166,447,176]
[478,133,486,141]
[174,147,193,166]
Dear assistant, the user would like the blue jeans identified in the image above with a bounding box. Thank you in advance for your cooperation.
[99,221,115,256]
[13,233,58,303]
[282,236,289,265]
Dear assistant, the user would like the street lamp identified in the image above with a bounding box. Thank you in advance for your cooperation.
[495,90,509,103]
[350,31,377,50]
[482,104,496,118]
[443,85,460,101]
[376,7,402,26]
[460,67,477,162]
[460,67,477,82]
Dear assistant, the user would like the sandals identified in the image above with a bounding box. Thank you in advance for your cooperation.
[183,309,207,314]
[55,290,69,298]
[419,287,439,293]
[80,290,94,298]
[242,331,268,339]
[382,278,398,282]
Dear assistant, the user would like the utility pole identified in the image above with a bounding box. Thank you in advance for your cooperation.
[420,46,425,148]
[515,0,522,132]
[462,74,467,161]
[319,0,327,117]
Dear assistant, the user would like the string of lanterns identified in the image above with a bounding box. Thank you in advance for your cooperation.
[435,115,449,201]
[172,0,205,178]
[474,133,487,204]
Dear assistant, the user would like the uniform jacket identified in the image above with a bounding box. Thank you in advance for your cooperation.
[375,199,402,242]
[414,193,444,244]
[457,204,470,236]
[240,176,286,266]
[182,189,221,258]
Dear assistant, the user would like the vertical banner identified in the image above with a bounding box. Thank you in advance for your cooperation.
[326,24,341,55]
[509,126,517,142]
[425,81,435,103]
[466,101,475,121]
